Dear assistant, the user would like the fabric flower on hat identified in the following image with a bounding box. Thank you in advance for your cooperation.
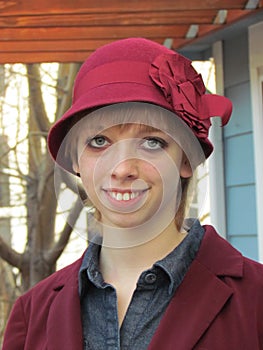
[149,53,213,140]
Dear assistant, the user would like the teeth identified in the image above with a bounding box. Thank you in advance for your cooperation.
[123,193,130,201]
[108,191,140,201]
[116,193,123,201]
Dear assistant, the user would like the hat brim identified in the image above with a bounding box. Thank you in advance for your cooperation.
[49,82,172,166]
[48,82,213,174]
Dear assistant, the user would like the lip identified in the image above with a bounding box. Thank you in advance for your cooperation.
[101,188,149,208]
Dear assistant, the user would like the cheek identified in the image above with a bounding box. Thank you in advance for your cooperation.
[142,161,157,174]
[78,158,99,191]
[149,156,181,181]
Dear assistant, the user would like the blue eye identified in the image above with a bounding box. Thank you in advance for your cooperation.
[88,135,109,148]
[141,137,167,150]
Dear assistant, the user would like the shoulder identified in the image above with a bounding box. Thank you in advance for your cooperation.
[8,254,85,330]
[20,253,85,304]
[198,225,263,282]
[3,254,86,350]
[197,226,263,318]
[242,255,263,284]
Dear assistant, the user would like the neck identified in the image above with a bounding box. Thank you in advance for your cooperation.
[99,221,187,281]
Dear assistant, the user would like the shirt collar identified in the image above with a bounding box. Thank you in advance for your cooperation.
[79,219,204,297]
[154,219,205,294]
[78,239,102,296]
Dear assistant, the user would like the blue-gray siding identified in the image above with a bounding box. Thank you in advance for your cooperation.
[223,31,258,260]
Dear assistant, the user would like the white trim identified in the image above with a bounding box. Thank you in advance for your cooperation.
[214,10,228,24]
[186,25,199,39]
[209,41,227,238]
[249,21,263,262]
[163,38,173,49]
[245,0,260,9]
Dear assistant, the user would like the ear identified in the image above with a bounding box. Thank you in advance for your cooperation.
[72,162,80,174]
[180,153,193,178]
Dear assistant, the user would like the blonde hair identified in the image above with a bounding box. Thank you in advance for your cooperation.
[62,102,203,231]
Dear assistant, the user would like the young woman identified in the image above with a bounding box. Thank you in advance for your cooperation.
[3,38,263,349]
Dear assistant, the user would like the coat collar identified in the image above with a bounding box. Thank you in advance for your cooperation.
[43,226,243,349]
[195,225,243,277]
[148,225,244,349]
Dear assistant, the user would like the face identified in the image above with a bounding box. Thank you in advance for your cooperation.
[73,114,192,231]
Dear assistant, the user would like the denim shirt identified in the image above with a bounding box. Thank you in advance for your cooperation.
[79,220,204,350]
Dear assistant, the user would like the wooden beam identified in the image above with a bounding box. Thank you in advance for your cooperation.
[198,24,223,37]
[0,25,189,41]
[0,0,260,64]
[0,51,91,64]
[0,38,190,63]
[197,8,258,36]
[226,8,256,21]
[1,38,191,53]
[0,39,113,52]
[0,10,219,28]
[0,0,248,16]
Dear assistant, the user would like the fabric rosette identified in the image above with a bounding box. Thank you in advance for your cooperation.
[149,53,230,140]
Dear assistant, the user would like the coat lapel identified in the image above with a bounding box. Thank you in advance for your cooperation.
[42,227,243,350]
[148,225,243,349]
[46,259,84,350]
[148,260,233,349]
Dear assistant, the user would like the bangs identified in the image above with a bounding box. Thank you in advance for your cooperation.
[62,102,206,174]
[76,102,175,134]
[118,123,161,133]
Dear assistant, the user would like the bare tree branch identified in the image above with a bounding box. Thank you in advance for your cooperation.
[45,198,83,266]
[0,236,23,269]
[26,64,50,133]
[55,63,81,121]
[0,62,82,292]
[59,168,87,201]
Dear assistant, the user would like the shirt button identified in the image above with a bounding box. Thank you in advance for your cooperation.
[91,270,98,279]
[144,273,157,284]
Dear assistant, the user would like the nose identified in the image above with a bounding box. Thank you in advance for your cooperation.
[111,157,139,181]
[104,139,140,182]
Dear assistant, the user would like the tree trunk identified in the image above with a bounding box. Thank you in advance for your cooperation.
[0,62,82,289]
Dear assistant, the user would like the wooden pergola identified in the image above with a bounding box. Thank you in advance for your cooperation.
[0,0,262,63]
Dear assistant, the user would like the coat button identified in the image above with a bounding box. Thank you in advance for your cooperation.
[144,272,157,284]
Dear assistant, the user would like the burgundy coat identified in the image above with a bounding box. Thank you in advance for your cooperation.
[3,225,263,349]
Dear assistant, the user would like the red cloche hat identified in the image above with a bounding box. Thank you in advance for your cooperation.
[48,38,232,174]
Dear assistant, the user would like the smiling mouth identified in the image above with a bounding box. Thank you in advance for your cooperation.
[103,189,148,202]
